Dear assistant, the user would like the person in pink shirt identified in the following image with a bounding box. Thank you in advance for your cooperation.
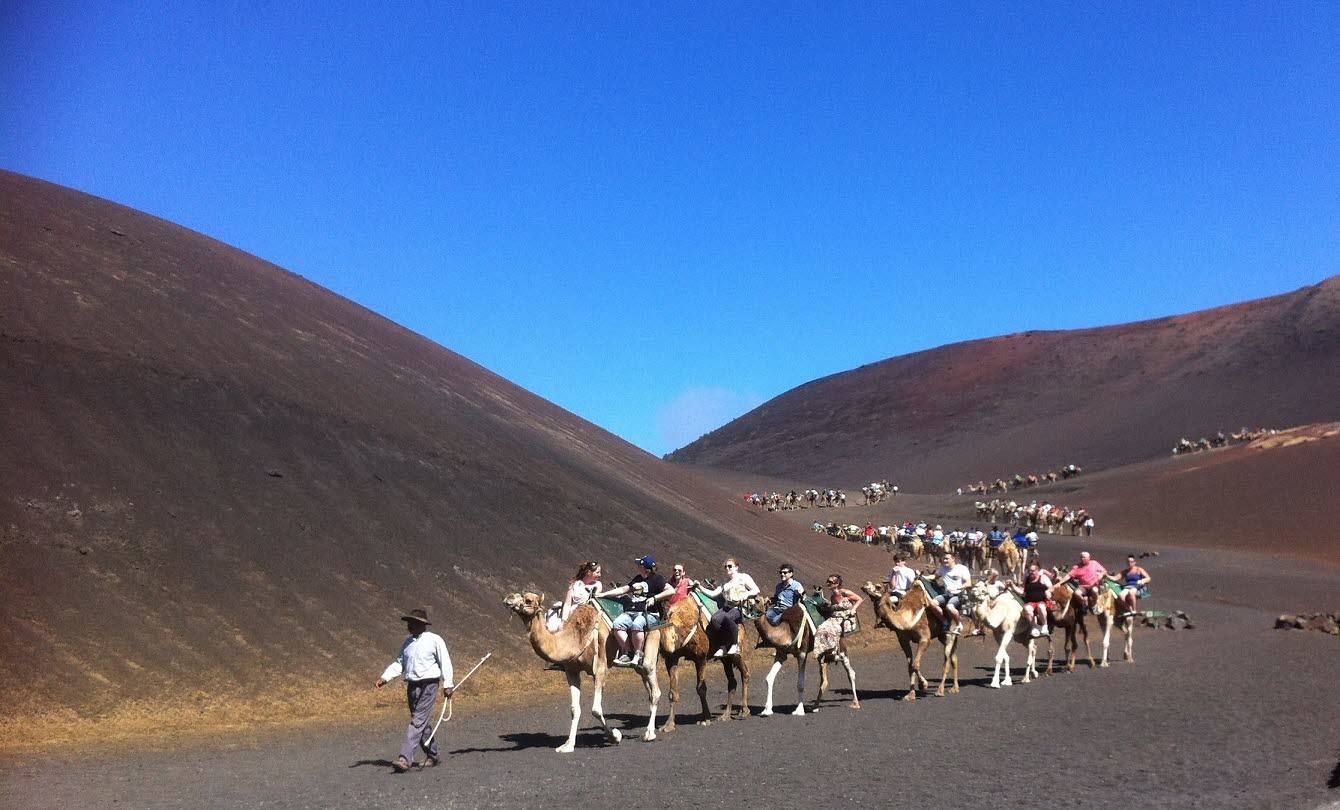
[1063,550,1107,612]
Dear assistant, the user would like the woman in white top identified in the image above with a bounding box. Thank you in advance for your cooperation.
[561,561,603,621]
[698,558,760,658]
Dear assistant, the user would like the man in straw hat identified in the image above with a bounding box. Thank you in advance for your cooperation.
[375,608,454,772]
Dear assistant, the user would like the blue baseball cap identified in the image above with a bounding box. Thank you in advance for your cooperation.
[634,555,657,568]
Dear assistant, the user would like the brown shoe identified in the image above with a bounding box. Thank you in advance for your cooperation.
[392,756,410,773]
[424,755,442,768]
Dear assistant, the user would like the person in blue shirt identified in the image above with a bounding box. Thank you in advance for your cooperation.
[766,564,804,625]
[988,526,1007,548]
[1013,527,1030,550]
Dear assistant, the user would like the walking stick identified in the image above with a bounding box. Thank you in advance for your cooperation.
[428,652,491,746]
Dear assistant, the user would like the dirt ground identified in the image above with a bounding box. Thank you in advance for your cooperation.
[3,532,1338,809]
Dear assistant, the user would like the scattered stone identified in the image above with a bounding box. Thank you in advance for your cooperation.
[265,469,283,478]
[1273,611,1340,635]
[77,546,91,555]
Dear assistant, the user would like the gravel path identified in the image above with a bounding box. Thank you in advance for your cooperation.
[4,538,1338,809]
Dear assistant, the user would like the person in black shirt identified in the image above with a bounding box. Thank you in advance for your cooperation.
[601,555,672,667]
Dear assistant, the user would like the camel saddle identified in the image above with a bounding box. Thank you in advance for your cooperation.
[593,596,664,630]
[804,595,861,635]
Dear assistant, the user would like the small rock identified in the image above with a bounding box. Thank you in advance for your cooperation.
[77,546,91,555]
[1275,614,1298,629]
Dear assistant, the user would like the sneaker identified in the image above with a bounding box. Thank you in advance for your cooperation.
[613,654,632,667]
[712,648,724,659]
[1030,627,1041,638]
[631,651,644,667]
[424,755,442,768]
[392,756,410,773]
[950,623,964,635]
[725,644,740,656]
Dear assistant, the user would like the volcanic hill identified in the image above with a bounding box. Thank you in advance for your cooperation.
[668,277,1340,490]
[0,171,889,745]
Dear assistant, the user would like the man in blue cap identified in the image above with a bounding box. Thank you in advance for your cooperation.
[600,555,672,667]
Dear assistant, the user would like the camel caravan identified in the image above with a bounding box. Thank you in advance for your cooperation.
[503,549,1151,752]
[972,499,1094,537]
[743,481,898,511]
[959,464,1083,495]
[1172,427,1275,455]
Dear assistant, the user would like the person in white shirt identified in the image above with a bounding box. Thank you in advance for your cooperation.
[928,553,972,635]
[375,608,454,772]
[885,552,918,603]
[697,558,760,658]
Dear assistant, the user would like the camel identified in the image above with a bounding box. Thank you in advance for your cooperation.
[751,596,812,716]
[1043,579,1096,672]
[503,592,660,752]
[968,580,1045,687]
[655,595,714,732]
[1092,582,1136,666]
[860,580,962,699]
[994,538,1024,582]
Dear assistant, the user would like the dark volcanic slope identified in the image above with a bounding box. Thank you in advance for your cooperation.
[0,172,890,743]
[669,277,1340,489]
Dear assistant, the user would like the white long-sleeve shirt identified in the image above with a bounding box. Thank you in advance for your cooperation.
[380,630,454,685]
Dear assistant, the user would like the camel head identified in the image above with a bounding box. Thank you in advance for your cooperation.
[860,580,885,600]
[502,591,545,619]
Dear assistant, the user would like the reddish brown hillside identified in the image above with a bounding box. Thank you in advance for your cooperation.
[668,277,1340,489]
[0,171,891,745]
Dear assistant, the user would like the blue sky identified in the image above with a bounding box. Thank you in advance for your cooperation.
[3,3,1337,455]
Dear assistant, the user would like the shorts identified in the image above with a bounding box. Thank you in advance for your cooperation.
[934,593,963,612]
[611,612,651,631]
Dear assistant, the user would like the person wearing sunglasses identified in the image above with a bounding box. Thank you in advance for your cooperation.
[698,558,760,658]
[765,564,804,626]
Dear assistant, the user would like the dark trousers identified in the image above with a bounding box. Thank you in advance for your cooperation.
[708,607,743,650]
[401,679,440,763]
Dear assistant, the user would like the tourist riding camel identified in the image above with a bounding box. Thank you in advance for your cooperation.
[1057,551,1108,614]
[654,563,716,731]
[699,558,761,658]
[749,566,826,716]
[503,591,661,752]
[811,574,862,710]
[884,552,918,603]
[599,555,672,667]
[860,579,964,698]
[1115,555,1151,617]
[969,578,1043,687]
[926,552,972,635]
[1011,561,1053,638]
[765,564,804,626]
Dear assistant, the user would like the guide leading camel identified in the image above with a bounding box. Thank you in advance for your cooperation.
[375,608,455,773]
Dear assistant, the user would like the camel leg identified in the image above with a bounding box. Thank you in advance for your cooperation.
[640,667,660,742]
[590,669,621,745]
[660,656,678,733]
[840,652,860,709]
[812,656,829,712]
[556,671,581,754]
[1080,618,1096,669]
[760,657,784,716]
[1022,637,1037,683]
[1124,618,1135,662]
[937,635,960,696]
[991,631,1013,687]
[1100,615,1113,668]
[738,654,750,718]
[719,661,737,722]
[792,654,807,716]
[692,657,711,725]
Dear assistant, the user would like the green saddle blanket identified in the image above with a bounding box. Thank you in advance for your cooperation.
[593,597,663,629]
[800,595,862,635]
[1102,579,1151,599]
